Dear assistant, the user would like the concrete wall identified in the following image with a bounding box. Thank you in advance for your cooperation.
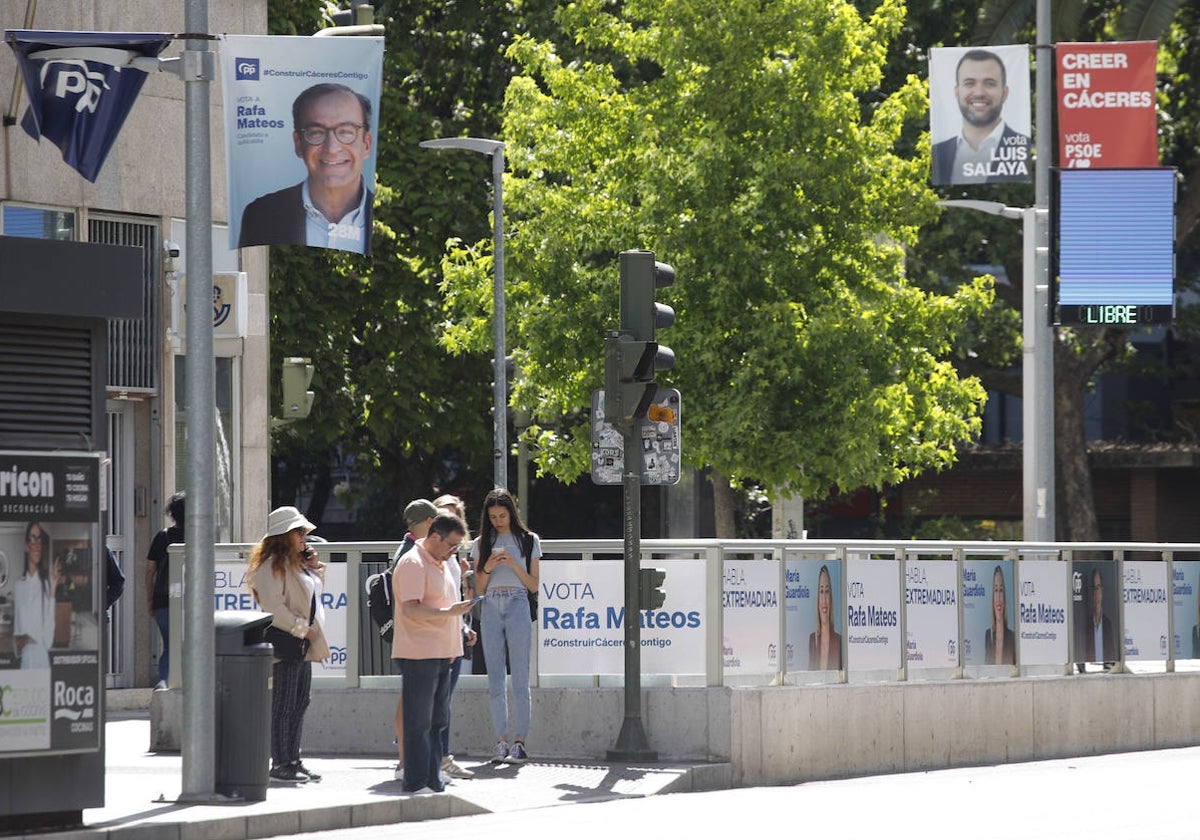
[151,671,1200,787]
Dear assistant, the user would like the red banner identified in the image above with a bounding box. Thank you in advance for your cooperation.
[1056,42,1158,169]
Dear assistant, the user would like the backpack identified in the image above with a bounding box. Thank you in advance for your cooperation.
[366,536,415,644]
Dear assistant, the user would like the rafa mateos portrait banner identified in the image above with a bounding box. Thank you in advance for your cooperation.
[219,35,384,256]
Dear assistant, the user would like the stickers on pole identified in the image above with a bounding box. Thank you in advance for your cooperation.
[590,388,681,485]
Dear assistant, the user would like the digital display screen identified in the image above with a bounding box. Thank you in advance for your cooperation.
[1055,168,1176,326]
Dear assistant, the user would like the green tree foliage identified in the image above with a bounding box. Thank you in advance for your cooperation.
[265,0,550,529]
[440,0,994,499]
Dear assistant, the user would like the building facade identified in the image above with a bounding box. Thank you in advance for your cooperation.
[0,1,270,690]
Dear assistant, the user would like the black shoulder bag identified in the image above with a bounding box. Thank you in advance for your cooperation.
[265,591,315,661]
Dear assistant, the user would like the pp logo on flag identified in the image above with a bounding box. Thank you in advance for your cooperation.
[235,58,260,81]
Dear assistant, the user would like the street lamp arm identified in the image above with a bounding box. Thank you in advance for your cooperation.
[421,137,505,157]
[936,199,1022,220]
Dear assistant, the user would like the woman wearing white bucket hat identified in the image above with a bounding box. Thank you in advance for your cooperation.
[247,506,330,782]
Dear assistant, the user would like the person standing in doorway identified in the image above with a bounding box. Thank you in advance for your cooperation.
[146,492,184,689]
[470,489,541,764]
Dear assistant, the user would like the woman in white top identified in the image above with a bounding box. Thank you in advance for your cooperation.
[247,506,330,783]
[14,522,60,669]
[469,489,540,764]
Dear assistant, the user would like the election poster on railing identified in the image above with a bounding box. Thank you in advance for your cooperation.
[537,558,705,675]
[904,559,959,669]
[1056,42,1158,170]
[214,556,347,676]
[1016,560,1069,665]
[784,559,843,672]
[219,35,384,256]
[845,558,902,670]
[962,559,1016,667]
[722,559,781,674]
[1072,561,1120,663]
[1121,560,1169,661]
[1172,561,1200,659]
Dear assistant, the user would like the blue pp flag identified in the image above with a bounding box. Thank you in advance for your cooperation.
[6,30,171,182]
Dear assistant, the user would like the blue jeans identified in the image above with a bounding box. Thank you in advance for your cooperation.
[442,656,463,756]
[153,607,170,683]
[482,587,532,741]
[395,657,452,792]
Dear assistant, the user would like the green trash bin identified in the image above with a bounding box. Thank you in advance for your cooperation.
[214,610,274,800]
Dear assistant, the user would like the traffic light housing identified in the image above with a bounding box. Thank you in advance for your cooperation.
[610,250,675,423]
[639,567,667,610]
[281,357,315,420]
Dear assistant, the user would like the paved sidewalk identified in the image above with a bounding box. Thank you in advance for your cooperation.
[24,714,727,840]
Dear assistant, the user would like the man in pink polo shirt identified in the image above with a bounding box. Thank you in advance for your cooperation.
[391,512,474,794]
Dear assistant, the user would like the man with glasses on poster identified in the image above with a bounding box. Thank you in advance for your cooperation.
[238,82,375,255]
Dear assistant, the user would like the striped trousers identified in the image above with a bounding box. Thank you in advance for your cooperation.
[271,659,312,765]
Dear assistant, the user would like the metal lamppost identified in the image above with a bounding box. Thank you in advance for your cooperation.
[420,137,508,491]
[939,199,1054,542]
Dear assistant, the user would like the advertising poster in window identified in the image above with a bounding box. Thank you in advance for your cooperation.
[1072,561,1120,664]
[0,451,102,756]
[784,559,844,672]
[537,558,705,675]
[1017,560,1069,665]
[215,556,347,677]
[1171,561,1200,659]
[845,558,902,670]
[1121,560,1168,661]
[722,559,781,675]
[904,559,959,669]
[219,35,384,256]
[962,559,1016,667]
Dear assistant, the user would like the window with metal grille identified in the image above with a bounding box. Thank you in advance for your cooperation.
[88,217,159,393]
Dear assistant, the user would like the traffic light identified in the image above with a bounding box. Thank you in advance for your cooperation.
[612,250,675,422]
[281,357,315,420]
[639,567,667,610]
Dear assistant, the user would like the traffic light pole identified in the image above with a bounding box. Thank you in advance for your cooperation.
[606,334,656,760]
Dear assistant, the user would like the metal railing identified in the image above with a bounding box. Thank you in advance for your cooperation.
[169,538,1200,690]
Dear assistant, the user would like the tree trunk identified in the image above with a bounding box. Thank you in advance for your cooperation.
[1052,328,1127,541]
[712,473,735,538]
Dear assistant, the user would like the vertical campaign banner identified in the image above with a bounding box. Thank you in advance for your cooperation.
[722,559,780,674]
[845,558,902,670]
[0,452,103,756]
[904,559,958,669]
[537,558,705,675]
[962,560,1016,667]
[1071,561,1120,663]
[1172,561,1200,659]
[929,45,1032,185]
[219,35,384,256]
[784,559,844,671]
[1057,42,1158,170]
[1016,560,1069,665]
[1121,560,1168,661]
[215,557,348,677]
